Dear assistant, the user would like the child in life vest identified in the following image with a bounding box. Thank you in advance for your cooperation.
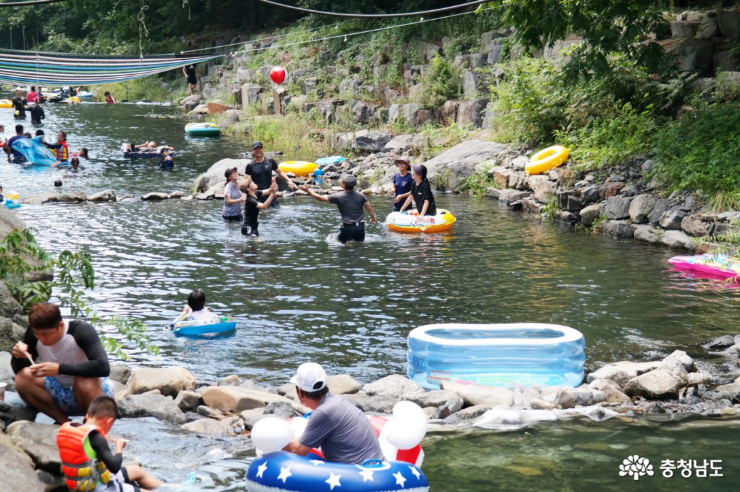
[56,396,163,492]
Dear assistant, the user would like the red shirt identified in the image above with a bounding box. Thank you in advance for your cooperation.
[27,91,38,103]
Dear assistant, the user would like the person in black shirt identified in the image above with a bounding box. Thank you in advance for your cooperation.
[30,103,45,125]
[182,63,198,95]
[12,87,28,119]
[244,141,296,209]
[300,174,378,243]
[399,164,437,218]
[240,176,278,237]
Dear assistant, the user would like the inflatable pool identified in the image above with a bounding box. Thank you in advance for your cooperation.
[246,452,428,492]
[407,323,586,389]
[185,122,221,137]
[668,254,740,279]
[525,145,569,175]
[10,138,59,166]
[171,315,236,336]
[315,156,346,167]
[0,99,11,108]
[278,161,317,176]
[386,210,456,233]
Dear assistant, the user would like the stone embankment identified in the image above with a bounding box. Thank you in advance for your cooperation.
[2,326,740,489]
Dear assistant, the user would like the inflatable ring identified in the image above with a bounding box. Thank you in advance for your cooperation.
[4,199,21,209]
[0,99,12,109]
[278,161,317,176]
[173,315,236,336]
[315,156,346,167]
[386,210,456,234]
[525,145,569,175]
[407,323,585,389]
[5,192,19,200]
[185,122,221,137]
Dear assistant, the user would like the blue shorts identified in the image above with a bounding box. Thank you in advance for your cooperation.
[44,377,116,416]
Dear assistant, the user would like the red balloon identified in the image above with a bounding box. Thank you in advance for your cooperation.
[270,66,286,85]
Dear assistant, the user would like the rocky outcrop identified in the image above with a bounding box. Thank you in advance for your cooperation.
[127,367,197,397]
[0,429,45,492]
[0,207,27,242]
[441,381,515,408]
[363,375,425,400]
[193,158,249,192]
[5,421,61,473]
[424,140,509,191]
[117,393,186,424]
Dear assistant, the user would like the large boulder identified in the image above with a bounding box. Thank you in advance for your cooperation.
[580,204,601,226]
[109,364,131,385]
[117,393,186,424]
[0,429,45,492]
[193,158,249,192]
[659,38,714,71]
[659,209,688,230]
[0,318,26,354]
[647,199,670,225]
[354,131,392,153]
[435,100,460,127]
[327,375,361,395]
[363,375,425,400]
[659,230,696,250]
[629,194,655,223]
[352,101,377,124]
[178,93,203,111]
[623,360,688,400]
[408,390,461,408]
[340,392,398,414]
[461,71,491,98]
[415,40,442,63]
[0,207,27,242]
[5,421,60,473]
[601,196,634,220]
[587,361,662,386]
[0,282,23,320]
[241,84,263,105]
[174,390,203,412]
[599,220,634,239]
[441,381,515,408]
[423,140,509,191]
[87,190,117,202]
[457,98,489,128]
[127,367,196,397]
[681,215,712,237]
[718,9,740,39]
[201,386,307,414]
[382,134,415,154]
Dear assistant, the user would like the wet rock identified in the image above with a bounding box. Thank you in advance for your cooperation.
[193,158,249,192]
[681,215,712,237]
[167,191,185,199]
[530,399,556,410]
[174,391,203,412]
[588,379,631,403]
[118,393,186,424]
[441,381,515,408]
[554,210,578,224]
[644,402,666,414]
[0,429,45,492]
[601,196,634,220]
[629,194,655,223]
[540,387,605,409]
[6,421,60,472]
[409,390,460,408]
[264,401,297,419]
[623,362,688,400]
[663,350,695,372]
[510,385,541,407]
[580,204,601,226]
[21,194,56,205]
[633,224,659,244]
[109,364,131,385]
[432,396,465,419]
[181,418,231,435]
[587,361,662,386]
[141,192,169,201]
[363,375,425,400]
[498,189,531,204]
[702,335,739,351]
[659,209,688,230]
[659,230,696,250]
[714,383,740,402]
[687,372,711,386]
[88,190,117,202]
[217,375,241,387]
[127,367,197,397]
[599,220,634,239]
[327,374,361,395]
[340,392,397,413]
[201,386,307,414]
[444,404,492,422]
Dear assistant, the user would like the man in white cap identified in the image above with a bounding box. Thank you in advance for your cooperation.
[283,362,382,464]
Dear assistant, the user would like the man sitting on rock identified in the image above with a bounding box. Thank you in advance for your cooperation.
[11,302,115,424]
[283,362,383,464]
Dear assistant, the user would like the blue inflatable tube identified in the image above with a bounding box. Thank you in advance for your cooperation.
[315,156,345,167]
[246,452,429,492]
[4,199,21,209]
[407,323,585,390]
[10,138,59,166]
[171,315,236,336]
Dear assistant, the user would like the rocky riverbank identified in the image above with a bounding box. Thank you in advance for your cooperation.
[2,332,740,490]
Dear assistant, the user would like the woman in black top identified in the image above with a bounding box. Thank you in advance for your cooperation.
[399,164,437,217]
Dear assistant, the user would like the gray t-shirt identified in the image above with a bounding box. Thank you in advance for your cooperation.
[327,191,367,224]
[223,181,242,217]
[300,393,382,464]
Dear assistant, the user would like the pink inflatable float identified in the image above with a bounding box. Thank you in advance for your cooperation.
[667,254,740,279]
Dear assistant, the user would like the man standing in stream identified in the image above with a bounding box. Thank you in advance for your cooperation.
[243,141,296,209]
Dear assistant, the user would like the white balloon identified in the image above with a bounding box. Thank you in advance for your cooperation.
[290,416,309,440]
[377,421,400,461]
[251,417,295,454]
[393,401,427,422]
[384,417,427,450]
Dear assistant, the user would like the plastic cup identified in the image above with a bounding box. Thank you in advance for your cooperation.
[0,382,6,401]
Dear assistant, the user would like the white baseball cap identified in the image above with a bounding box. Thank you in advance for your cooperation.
[290,362,327,393]
[15,87,22,91]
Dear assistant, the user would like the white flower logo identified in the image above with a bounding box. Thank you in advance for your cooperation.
[619,455,654,481]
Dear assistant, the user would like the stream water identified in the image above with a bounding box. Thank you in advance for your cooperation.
[2,101,739,490]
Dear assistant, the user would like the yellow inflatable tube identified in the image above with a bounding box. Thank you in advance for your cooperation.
[387,209,456,233]
[525,145,570,175]
[278,161,317,176]
[0,99,12,109]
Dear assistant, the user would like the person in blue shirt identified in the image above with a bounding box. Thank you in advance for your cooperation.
[5,124,30,163]
[392,156,414,212]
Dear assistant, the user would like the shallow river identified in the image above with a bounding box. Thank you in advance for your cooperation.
[2,101,739,490]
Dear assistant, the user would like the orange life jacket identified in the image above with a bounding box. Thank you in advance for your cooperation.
[56,422,113,492]
[52,141,69,161]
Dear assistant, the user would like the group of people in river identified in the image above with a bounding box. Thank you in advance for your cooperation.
[9,300,381,491]
[225,142,436,243]
[1,123,88,168]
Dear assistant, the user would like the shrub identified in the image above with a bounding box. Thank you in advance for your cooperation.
[415,55,461,110]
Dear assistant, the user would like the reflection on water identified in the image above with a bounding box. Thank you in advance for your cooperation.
[4,100,740,491]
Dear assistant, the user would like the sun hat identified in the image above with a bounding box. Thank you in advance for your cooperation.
[290,362,327,393]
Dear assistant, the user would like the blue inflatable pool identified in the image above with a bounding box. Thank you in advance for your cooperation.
[246,452,429,492]
[407,323,585,389]
[172,316,236,336]
[315,156,345,167]
[10,138,59,166]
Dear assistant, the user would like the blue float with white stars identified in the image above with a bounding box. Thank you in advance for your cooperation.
[246,451,429,492]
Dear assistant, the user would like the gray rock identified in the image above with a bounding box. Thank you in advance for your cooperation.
[547,387,606,409]
[0,318,26,354]
[701,335,738,351]
[327,375,361,395]
[660,209,688,230]
[659,230,696,250]
[382,134,414,153]
[88,190,117,202]
[602,196,634,220]
[117,393,186,424]
[662,38,714,72]
[662,350,695,372]
[193,158,249,192]
[581,185,600,203]
[6,421,60,472]
[530,398,556,410]
[340,392,397,413]
[671,20,700,38]
[352,101,378,124]
[718,9,740,39]
[461,71,491,98]
[623,364,688,400]
[510,385,541,408]
[424,140,509,192]
[599,220,634,239]
[200,386,307,415]
[363,375,425,400]
[444,404,492,422]
[0,352,14,391]
[181,418,231,435]
[498,189,531,204]
[641,159,656,174]
[354,131,392,153]
[217,375,241,387]
[633,224,659,244]
[587,361,662,386]
[264,401,296,419]
[629,194,655,223]
[647,199,670,225]
[141,192,170,201]
[0,207,27,243]
[687,372,710,386]
[457,98,490,128]
[580,204,601,226]
[0,429,44,492]
[681,215,712,237]
[409,390,460,408]
[415,40,442,63]
[441,381,515,408]
[432,396,465,419]
[714,383,740,402]
[197,405,226,420]
[0,282,23,320]
[127,367,197,397]
[109,364,131,385]
[174,390,203,412]
[49,193,87,203]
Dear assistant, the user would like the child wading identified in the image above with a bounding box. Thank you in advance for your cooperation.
[240,176,278,237]
[56,396,163,491]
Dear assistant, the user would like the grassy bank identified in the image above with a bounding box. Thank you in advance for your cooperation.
[91,76,187,103]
